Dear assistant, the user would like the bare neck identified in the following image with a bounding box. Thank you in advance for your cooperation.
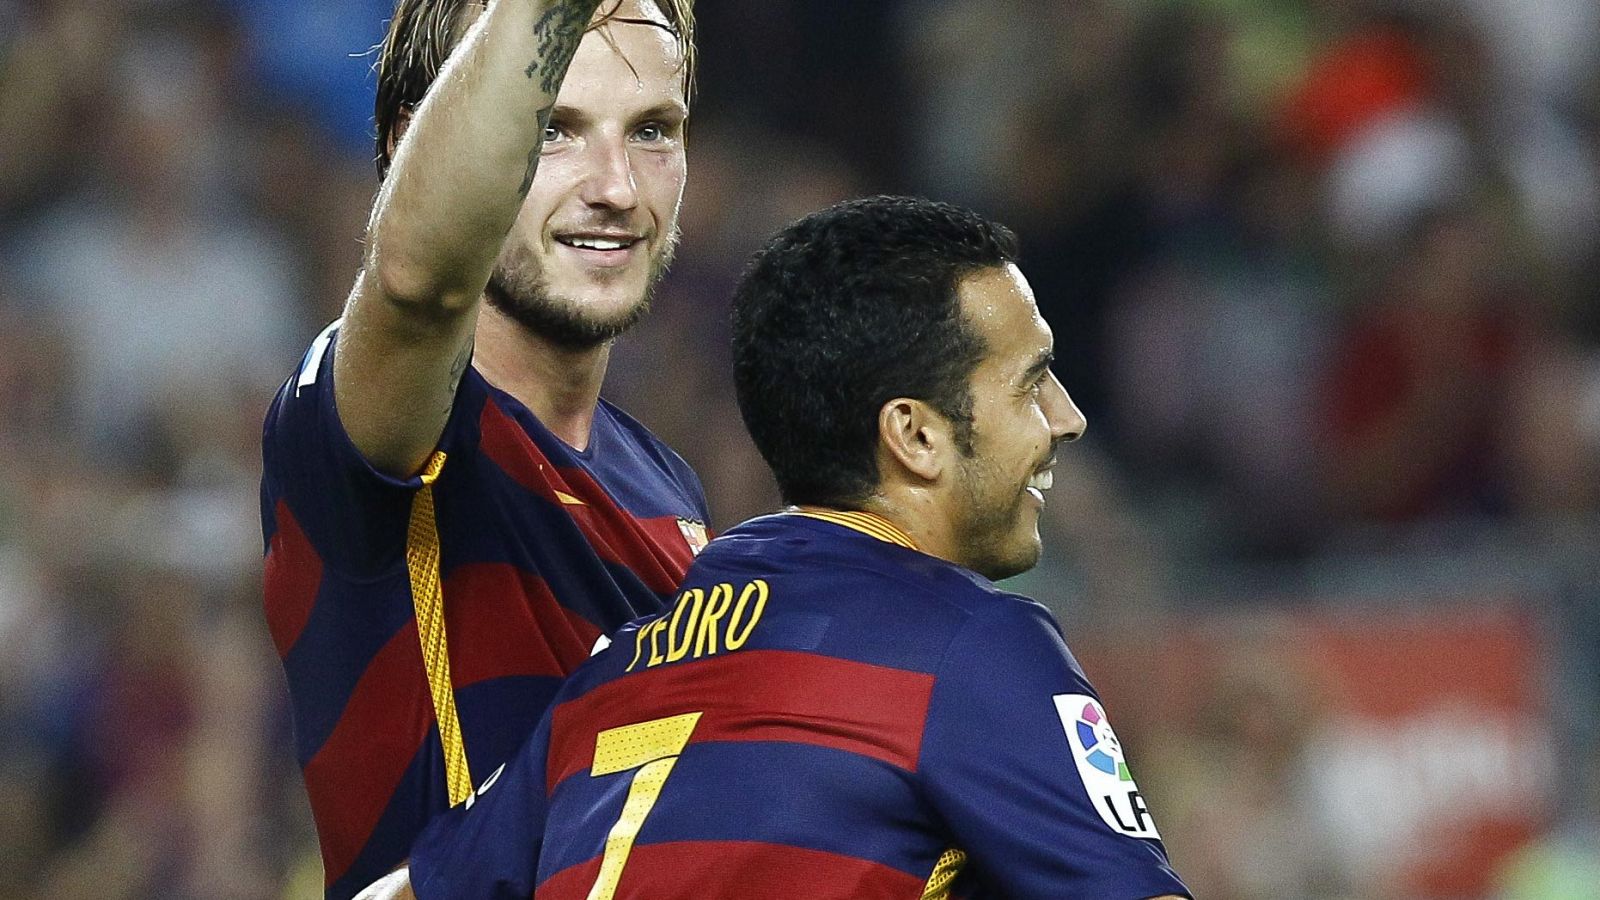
[857,485,960,566]
[472,303,612,451]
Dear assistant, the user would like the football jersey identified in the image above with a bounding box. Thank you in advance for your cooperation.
[408,511,1190,899]
[260,323,710,899]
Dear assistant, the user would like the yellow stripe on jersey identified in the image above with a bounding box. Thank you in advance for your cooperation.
[406,451,473,806]
[792,508,918,550]
[921,848,967,900]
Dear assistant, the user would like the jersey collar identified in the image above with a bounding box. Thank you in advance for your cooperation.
[788,507,918,551]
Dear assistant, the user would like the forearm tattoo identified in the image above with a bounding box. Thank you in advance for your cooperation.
[517,1,600,195]
[525,0,601,93]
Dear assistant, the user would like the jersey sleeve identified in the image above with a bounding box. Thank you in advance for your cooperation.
[410,711,552,899]
[260,323,476,577]
[918,598,1191,900]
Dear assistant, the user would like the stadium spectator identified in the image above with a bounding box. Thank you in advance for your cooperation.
[1315,205,1533,524]
[6,8,303,467]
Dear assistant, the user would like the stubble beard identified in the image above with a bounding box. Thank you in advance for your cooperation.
[953,445,1046,582]
[486,228,679,350]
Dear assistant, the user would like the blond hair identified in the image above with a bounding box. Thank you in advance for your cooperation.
[373,0,696,177]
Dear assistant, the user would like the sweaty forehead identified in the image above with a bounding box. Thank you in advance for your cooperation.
[959,265,1051,375]
[594,0,679,51]
[576,0,686,88]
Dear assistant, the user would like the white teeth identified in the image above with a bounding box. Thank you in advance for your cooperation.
[566,237,630,250]
[1028,470,1053,493]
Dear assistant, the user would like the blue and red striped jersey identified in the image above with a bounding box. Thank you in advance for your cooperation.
[408,511,1190,900]
[260,324,710,899]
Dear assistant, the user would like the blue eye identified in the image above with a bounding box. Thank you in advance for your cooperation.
[636,123,665,142]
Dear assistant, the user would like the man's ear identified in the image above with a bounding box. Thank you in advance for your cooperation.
[877,398,953,484]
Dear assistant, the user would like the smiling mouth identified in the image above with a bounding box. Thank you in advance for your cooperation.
[1025,467,1054,503]
[556,235,642,251]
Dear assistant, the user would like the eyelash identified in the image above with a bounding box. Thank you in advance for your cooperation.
[541,123,674,142]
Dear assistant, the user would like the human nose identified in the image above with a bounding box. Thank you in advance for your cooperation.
[578,135,640,210]
[1042,371,1086,442]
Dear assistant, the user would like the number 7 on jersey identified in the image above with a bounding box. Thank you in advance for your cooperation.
[585,712,703,900]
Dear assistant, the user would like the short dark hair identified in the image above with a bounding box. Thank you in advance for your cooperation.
[373,0,697,178]
[731,196,1019,508]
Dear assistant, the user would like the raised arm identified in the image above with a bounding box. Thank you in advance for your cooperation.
[335,0,605,476]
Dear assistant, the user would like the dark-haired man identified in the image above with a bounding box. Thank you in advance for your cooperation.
[386,196,1191,899]
[259,1,710,897]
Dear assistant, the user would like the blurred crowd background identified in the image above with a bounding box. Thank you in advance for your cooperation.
[3,0,1599,897]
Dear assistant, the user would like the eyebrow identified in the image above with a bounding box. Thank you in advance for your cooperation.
[547,100,689,128]
[1019,351,1054,386]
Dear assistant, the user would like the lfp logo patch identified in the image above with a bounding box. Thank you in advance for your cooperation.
[1054,694,1161,839]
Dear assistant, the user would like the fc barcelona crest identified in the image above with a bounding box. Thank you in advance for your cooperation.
[676,518,710,555]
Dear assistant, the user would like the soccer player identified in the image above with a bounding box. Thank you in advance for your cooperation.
[259,1,706,897]
[385,196,1192,899]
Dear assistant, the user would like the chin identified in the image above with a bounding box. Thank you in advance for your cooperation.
[973,539,1042,582]
[486,279,651,349]
[1006,550,1045,581]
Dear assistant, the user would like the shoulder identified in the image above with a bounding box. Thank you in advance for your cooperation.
[901,567,1076,681]
[726,516,1053,671]
[845,543,1048,638]
[596,399,699,481]
[264,323,491,473]
[266,321,342,420]
[266,321,490,435]
[591,399,708,517]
